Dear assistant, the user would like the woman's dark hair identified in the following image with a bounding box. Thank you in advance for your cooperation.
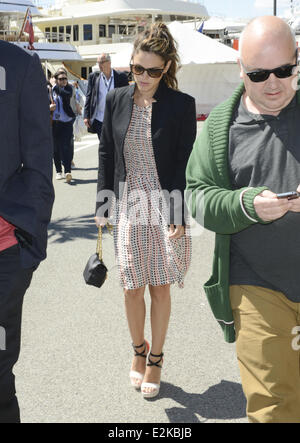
[54,68,68,79]
[132,22,180,90]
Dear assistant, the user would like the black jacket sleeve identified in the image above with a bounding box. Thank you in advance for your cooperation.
[95,90,115,217]
[84,73,94,119]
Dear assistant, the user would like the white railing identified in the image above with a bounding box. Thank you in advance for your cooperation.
[43,32,72,43]
[0,30,28,42]
[0,29,71,43]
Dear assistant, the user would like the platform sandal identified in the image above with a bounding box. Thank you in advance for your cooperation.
[141,351,164,399]
[129,340,150,389]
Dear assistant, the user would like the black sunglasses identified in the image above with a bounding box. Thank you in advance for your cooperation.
[243,63,298,83]
[57,77,68,81]
[241,50,299,83]
[130,64,165,78]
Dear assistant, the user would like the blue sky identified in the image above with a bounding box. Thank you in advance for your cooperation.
[200,0,293,19]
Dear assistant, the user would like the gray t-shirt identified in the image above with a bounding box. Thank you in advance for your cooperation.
[229,95,300,302]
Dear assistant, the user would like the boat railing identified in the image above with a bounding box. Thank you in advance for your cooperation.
[111,34,135,43]
[0,29,71,44]
[0,30,29,42]
[43,31,72,43]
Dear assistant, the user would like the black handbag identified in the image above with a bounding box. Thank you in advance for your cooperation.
[83,225,112,288]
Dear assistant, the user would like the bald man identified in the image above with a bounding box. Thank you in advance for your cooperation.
[186,16,300,423]
[84,53,129,140]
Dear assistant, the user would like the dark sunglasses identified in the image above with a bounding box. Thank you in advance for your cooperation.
[57,77,68,81]
[244,63,298,83]
[130,64,165,78]
[241,50,299,83]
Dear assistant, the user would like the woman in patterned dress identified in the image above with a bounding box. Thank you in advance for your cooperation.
[95,23,197,398]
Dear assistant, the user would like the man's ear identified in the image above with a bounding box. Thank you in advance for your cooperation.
[237,58,244,80]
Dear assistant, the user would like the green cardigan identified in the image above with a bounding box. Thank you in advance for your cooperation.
[186,84,300,343]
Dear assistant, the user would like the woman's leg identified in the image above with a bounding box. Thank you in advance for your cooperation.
[124,286,147,384]
[142,284,171,393]
[61,121,73,174]
[52,123,62,174]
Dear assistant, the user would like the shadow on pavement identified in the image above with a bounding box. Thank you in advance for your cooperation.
[160,380,246,423]
[48,214,112,244]
[71,167,98,172]
[65,178,98,186]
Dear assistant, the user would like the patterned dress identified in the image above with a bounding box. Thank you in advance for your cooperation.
[113,103,191,290]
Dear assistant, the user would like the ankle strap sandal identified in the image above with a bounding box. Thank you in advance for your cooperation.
[141,351,164,399]
[129,340,150,390]
[147,352,164,369]
[132,341,149,359]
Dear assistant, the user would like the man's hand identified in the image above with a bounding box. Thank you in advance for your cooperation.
[289,184,300,213]
[253,190,291,222]
[84,118,91,128]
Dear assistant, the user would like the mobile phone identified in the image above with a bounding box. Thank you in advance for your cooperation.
[276,191,300,200]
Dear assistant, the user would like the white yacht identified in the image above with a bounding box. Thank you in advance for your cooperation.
[0,0,82,73]
[33,0,209,79]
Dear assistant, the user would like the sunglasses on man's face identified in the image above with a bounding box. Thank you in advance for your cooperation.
[243,63,298,83]
[241,49,299,83]
[57,77,68,81]
[130,64,165,78]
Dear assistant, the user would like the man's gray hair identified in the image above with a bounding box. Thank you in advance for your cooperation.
[99,53,111,62]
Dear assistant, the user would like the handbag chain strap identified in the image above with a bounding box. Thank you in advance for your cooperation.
[96,223,113,260]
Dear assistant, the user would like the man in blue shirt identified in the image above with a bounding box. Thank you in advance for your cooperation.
[84,53,129,140]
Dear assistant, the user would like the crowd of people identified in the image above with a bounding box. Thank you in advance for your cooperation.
[0,15,300,424]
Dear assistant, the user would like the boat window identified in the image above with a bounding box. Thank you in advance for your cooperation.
[52,26,57,42]
[84,24,93,41]
[99,24,106,37]
[108,25,115,38]
[73,25,79,41]
[119,25,126,35]
[128,25,135,35]
[45,27,50,42]
[59,26,64,42]
[66,25,71,42]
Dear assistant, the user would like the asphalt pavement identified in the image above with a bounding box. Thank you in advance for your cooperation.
[15,125,248,423]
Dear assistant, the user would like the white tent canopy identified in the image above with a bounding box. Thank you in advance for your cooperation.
[169,21,239,64]
[167,22,241,115]
[203,17,246,32]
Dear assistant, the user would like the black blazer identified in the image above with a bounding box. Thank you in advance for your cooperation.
[84,69,129,124]
[96,80,197,224]
[0,41,54,268]
[53,83,76,119]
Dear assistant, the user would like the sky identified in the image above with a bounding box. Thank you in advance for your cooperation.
[198,0,295,19]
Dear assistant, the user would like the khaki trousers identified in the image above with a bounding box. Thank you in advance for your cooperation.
[230,285,300,423]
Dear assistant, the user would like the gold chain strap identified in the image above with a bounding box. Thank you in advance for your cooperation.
[96,223,113,261]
